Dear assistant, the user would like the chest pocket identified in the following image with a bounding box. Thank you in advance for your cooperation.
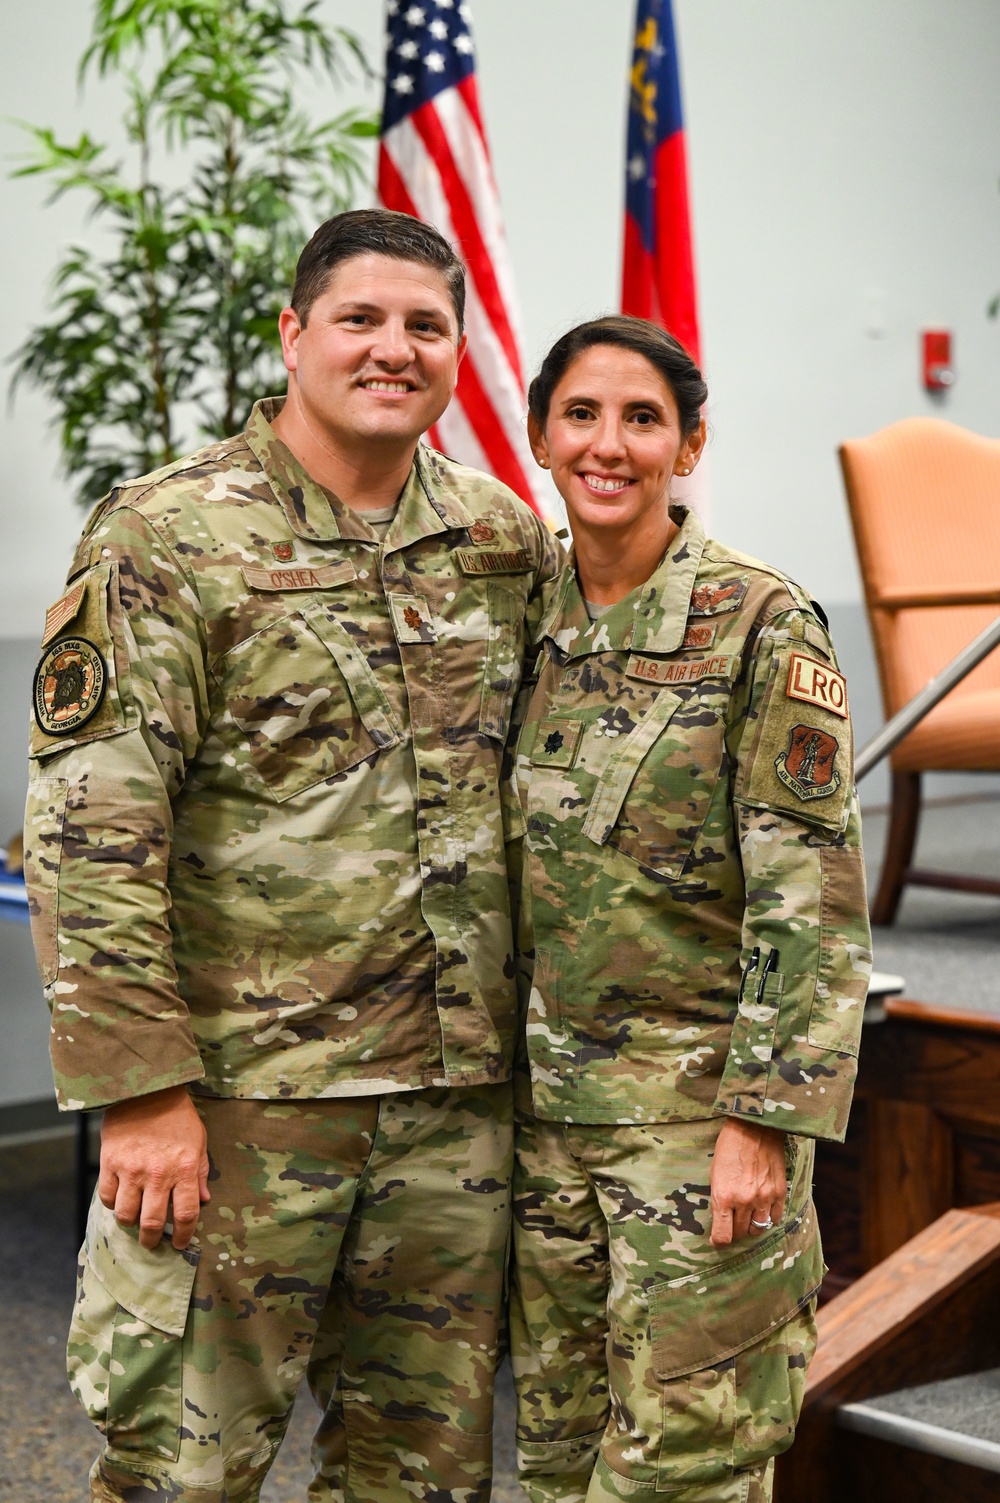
[215,611,402,802]
[581,689,725,880]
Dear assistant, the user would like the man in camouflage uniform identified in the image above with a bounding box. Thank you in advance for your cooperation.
[24,209,560,1503]
[509,504,871,1503]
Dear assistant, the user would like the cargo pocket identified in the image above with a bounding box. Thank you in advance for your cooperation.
[343,1398,492,1499]
[215,612,402,801]
[647,1205,823,1488]
[23,776,69,987]
[581,692,723,880]
[68,1196,199,1462]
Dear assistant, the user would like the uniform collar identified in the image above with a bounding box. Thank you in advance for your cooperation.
[629,505,707,654]
[245,399,473,546]
[541,505,707,659]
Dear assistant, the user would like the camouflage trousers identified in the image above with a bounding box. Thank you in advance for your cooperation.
[68,1086,512,1503]
[510,1116,822,1503]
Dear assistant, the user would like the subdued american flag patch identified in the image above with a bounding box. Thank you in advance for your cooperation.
[42,581,86,649]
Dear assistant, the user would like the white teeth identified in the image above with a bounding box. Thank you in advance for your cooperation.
[363,380,411,392]
[584,475,630,493]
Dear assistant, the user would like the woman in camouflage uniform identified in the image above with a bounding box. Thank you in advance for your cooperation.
[509,317,871,1503]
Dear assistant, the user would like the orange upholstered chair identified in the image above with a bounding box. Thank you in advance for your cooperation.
[839,417,1000,924]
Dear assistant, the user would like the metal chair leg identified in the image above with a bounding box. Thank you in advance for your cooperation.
[871,770,921,926]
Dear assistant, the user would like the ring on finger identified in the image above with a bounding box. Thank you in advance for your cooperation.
[749,1215,773,1231]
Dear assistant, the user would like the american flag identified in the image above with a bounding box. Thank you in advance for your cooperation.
[377,1,546,516]
[622,0,701,365]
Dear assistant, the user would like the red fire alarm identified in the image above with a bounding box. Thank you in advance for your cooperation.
[922,330,955,391]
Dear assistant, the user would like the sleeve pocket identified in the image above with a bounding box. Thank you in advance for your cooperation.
[23,776,69,988]
[807,844,870,1057]
[648,1201,823,1381]
[68,1196,199,1462]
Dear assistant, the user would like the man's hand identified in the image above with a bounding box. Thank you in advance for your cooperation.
[98,1085,210,1251]
[709,1118,786,1249]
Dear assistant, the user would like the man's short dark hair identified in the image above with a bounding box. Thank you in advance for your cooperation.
[291,209,466,334]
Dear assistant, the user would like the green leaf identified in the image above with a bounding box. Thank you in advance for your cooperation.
[10,0,376,504]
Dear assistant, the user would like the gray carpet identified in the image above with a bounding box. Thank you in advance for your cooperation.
[865,792,1000,1013]
[1,792,996,1501]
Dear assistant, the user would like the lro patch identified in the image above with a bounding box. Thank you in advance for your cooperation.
[784,652,848,719]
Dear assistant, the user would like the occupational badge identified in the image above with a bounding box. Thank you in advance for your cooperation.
[271,540,295,562]
[774,724,841,801]
[469,519,497,543]
[689,578,748,616]
[33,637,107,737]
[681,622,717,650]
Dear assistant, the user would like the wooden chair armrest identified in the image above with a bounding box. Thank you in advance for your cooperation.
[874,587,1000,610]
[882,997,1000,1034]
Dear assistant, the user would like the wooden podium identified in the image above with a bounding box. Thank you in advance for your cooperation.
[813,997,1000,1293]
[776,1000,1000,1500]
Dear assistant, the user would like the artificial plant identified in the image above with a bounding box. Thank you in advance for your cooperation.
[11,0,377,505]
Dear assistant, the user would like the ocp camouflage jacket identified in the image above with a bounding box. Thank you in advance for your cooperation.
[24,399,562,1111]
[514,506,871,1142]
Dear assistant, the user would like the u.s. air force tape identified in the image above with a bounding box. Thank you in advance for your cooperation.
[33,636,107,737]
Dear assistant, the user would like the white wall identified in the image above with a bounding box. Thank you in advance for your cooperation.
[3,0,1000,624]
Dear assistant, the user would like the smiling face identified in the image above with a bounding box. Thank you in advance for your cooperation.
[277,252,467,457]
[528,344,705,537]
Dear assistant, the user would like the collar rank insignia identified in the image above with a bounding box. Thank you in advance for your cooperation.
[469,519,497,544]
[689,578,748,617]
[530,718,583,769]
[33,637,107,737]
[775,724,841,801]
[389,593,437,643]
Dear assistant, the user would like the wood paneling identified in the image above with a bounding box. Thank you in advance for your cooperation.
[814,1004,1000,1286]
[775,1206,1000,1503]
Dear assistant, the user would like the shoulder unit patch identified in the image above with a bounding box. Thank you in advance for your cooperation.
[33,637,107,737]
[775,724,841,801]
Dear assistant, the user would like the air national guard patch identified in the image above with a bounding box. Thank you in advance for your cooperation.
[33,637,107,737]
[775,724,841,801]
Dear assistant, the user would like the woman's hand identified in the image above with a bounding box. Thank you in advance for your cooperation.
[709,1118,787,1248]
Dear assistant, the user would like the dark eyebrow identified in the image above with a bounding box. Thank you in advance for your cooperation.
[332,300,449,321]
[559,393,666,410]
